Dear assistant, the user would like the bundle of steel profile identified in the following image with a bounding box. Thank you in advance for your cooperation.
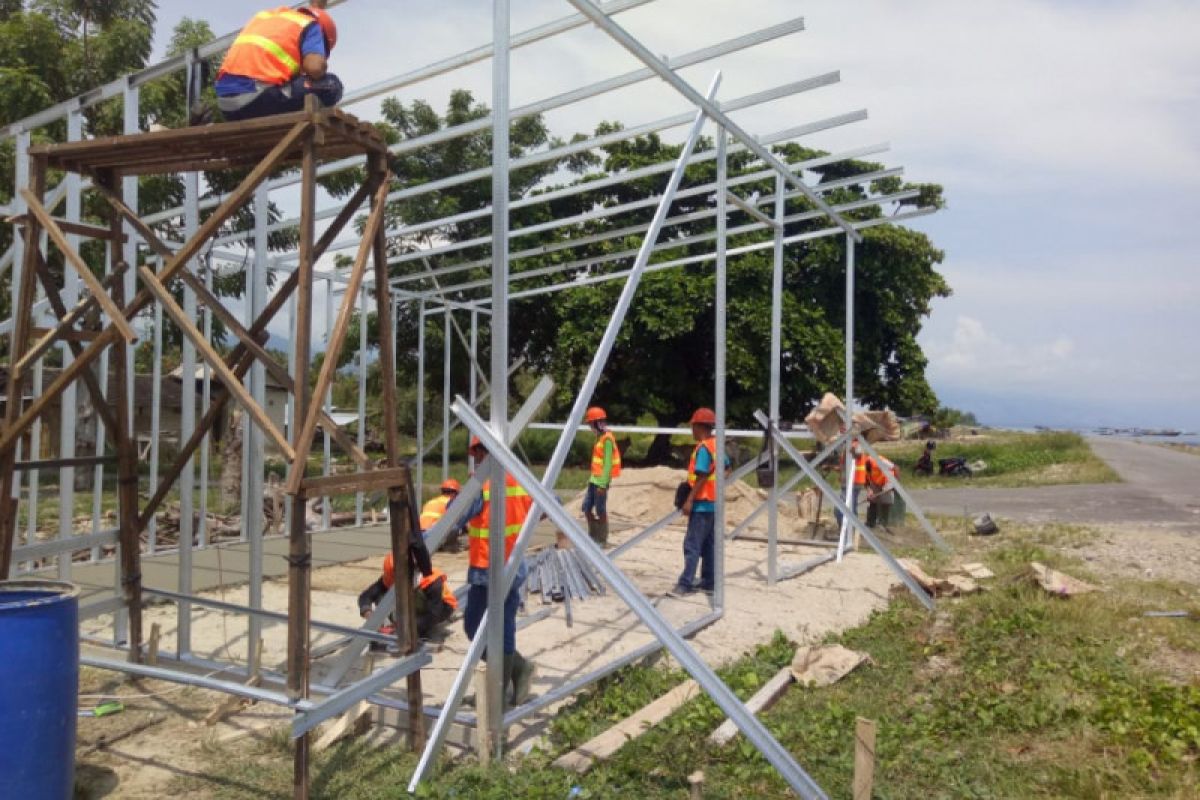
[523,546,608,605]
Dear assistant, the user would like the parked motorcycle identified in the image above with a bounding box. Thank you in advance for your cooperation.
[937,456,973,477]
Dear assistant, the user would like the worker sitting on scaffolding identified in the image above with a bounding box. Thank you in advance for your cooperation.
[462,435,537,708]
[215,1,342,122]
[582,406,621,547]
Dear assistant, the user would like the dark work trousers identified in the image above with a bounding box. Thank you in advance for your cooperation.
[219,73,343,121]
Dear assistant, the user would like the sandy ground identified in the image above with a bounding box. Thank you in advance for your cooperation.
[74,467,901,798]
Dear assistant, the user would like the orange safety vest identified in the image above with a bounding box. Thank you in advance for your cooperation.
[853,453,869,486]
[687,437,718,503]
[467,474,532,570]
[590,431,622,479]
[218,7,316,85]
[419,494,451,530]
[382,557,458,611]
[868,455,897,489]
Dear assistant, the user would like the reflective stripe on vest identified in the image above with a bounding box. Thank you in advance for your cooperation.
[418,568,458,610]
[218,7,312,85]
[419,494,451,530]
[590,431,622,478]
[687,437,718,503]
[853,453,868,486]
[467,474,532,569]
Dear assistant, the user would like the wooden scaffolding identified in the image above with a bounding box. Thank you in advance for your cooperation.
[0,98,426,796]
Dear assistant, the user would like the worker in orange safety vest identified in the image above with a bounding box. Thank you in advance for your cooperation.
[421,477,468,553]
[461,436,537,708]
[834,439,870,528]
[581,406,621,547]
[357,552,453,643]
[671,407,728,596]
[215,2,343,122]
[864,453,899,527]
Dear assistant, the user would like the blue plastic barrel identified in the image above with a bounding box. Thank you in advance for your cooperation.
[0,579,80,800]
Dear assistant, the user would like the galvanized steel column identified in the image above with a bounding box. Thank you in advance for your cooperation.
[485,0,513,759]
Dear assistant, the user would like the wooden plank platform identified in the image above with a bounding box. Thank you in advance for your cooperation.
[28,108,386,176]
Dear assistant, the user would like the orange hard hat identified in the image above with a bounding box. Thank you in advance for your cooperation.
[304,6,337,52]
[689,407,716,426]
[440,478,461,493]
[469,435,483,450]
[585,407,607,423]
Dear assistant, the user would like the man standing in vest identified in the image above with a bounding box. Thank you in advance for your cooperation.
[215,1,342,122]
[421,478,467,553]
[358,553,457,643]
[462,436,537,707]
[834,440,869,528]
[582,406,621,547]
[672,407,725,596]
[865,453,898,527]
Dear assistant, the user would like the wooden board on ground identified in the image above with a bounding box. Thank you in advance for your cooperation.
[553,680,699,773]
[315,699,372,751]
[708,666,794,746]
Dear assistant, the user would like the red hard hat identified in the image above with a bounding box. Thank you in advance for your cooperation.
[689,407,716,426]
[440,478,461,493]
[304,6,337,52]
[585,407,607,423]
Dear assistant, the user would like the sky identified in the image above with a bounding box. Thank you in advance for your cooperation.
[150,0,1200,431]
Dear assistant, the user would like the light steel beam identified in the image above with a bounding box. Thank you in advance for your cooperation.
[754,410,934,611]
[565,0,860,242]
[454,401,830,800]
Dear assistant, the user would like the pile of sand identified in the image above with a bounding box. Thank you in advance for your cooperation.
[568,466,803,534]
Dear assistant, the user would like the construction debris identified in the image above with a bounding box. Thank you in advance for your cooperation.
[899,559,988,597]
[1031,562,1098,597]
[960,562,995,580]
[790,645,870,687]
[805,393,846,445]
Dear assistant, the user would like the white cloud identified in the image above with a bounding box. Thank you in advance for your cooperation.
[925,315,1084,385]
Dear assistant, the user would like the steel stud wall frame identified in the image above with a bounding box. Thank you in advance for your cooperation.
[0,1,946,797]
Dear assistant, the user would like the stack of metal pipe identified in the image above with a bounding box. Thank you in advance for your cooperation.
[521,547,607,627]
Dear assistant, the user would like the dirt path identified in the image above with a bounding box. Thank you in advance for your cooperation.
[908,437,1200,531]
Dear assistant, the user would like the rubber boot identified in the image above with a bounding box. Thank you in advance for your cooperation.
[596,518,609,547]
[511,651,536,707]
[586,517,604,546]
[502,655,518,711]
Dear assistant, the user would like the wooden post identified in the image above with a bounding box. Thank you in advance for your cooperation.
[288,100,319,800]
[853,717,876,800]
[369,155,425,749]
[104,169,143,664]
[0,154,46,577]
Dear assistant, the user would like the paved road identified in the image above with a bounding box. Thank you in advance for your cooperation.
[908,438,1200,531]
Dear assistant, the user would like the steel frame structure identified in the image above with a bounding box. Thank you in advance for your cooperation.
[0,1,947,797]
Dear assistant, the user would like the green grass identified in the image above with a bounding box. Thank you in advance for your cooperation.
[168,525,1200,800]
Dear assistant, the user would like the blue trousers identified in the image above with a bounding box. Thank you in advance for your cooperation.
[581,482,608,518]
[220,73,343,121]
[678,511,715,591]
[834,487,862,526]
[463,580,520,659]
